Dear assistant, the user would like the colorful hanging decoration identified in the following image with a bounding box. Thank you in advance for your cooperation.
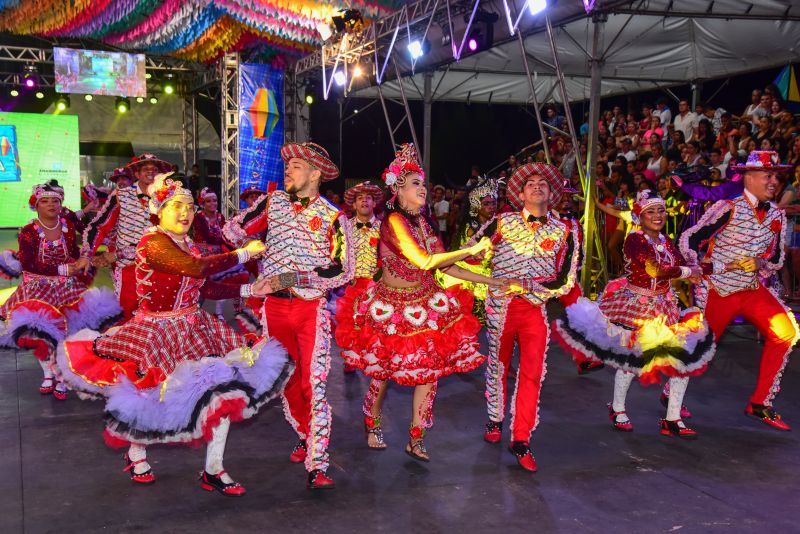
[0,0,401,64]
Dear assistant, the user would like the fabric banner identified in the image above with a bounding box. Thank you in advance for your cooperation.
[239,62,283,203]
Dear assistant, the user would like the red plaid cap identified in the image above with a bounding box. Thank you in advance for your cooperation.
[506,163,564,210]
[109,167,132,183]
[241,185,267,199]
[126,153,172,173]
[281,142,339,181]
[344,181,384,206]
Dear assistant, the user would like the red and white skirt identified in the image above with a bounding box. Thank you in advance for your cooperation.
[335,276,485,386]
[552,278,716,384]
[0,272,121,361]
[57,305,292,447]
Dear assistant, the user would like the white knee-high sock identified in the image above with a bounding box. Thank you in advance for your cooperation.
[38,359,54,379]
[128,444,150,474]
[666,377,689,421]
[612,370,635,413]
[205,417,233,483]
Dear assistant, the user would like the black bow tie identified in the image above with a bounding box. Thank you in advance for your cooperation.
[356,221,373,229]
[756,201,770,211]
[137,193,149,200]
[527,214,548,224]
[289,194,310,208]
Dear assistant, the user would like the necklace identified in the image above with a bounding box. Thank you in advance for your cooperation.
[37,217,60,231]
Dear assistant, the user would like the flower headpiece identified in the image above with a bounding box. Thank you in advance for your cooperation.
[468,176,499,217]
[631,189,665,225]
[197,187,217,205]
[382,143,424,188]
[730,150,792,173]
[146,172,193,214]
[29,181,64,210]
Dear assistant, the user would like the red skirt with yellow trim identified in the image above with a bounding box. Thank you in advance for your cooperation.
[0,272,120,361]
[552,278,716,385]
[57,306,292,448]
[335,276,485,386]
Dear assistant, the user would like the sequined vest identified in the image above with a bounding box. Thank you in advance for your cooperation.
[116,186,153,268]
[349,216,381,279]
[260,192,341,300]
[706,195,783,296]
[490,212,572,306]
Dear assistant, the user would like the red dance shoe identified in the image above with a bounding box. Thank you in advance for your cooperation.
[289,439,307,463]
[484,421,502,444]
[123,454,156,485]
[607,403,633,432]
[659,418,698,439]
[508,441,537,472]
[307,469,336,490]
[745,403,791,431]
[200,470,246,497]
[578,360,605,375]
[39,377,55,395]
[52,382,68,401]
[660,393,692,419]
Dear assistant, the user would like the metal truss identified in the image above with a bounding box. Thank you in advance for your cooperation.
[220,53,240,218]
[284,69,299,143]
[181,95,199,175]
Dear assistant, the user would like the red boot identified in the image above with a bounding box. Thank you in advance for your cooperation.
[484,421,502,443]
[289,439,307,463]
[745,403,791,431]
[508,441,537,472]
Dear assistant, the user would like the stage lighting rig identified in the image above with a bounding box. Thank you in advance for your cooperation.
[84,94,93,101]
[116,96,130,114]
[163,73,176,95]
[10,89,18,97]
[331,9,364,34]
[23,64,37,89]
[333,70,346,86]
[463,9,498,56]
[407,39,430,60]
[55,94,70,111]
[149,96,159,104]
[527,0,548,15]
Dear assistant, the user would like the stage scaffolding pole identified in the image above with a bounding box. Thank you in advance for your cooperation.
[220,53,240,218]
[516,31,551,164]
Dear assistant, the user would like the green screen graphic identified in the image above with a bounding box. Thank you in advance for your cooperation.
[0,112,80,228]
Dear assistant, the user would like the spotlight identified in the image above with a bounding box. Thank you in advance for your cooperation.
[164,83,174,95]
[25,77,35,88]
[316,22,333,41]
[468,38,478,52]
[149,96,158,104]
[35,91,44,99]
[352,65,363,77]
[55,94,70,111]
[10,89,18,97]
[305,94,314,105]
[23,64,37,88]
[145,72,152,79]
[333,70,346,86]
[136,96,144,103]
[84,94,93,101]
[116,96,130,114]
[163,73,175,95]
[407,40,424,60]
[527,0,547,15]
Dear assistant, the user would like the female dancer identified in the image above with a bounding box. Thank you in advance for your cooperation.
[0,182,120,399]
[192,187,250,321]
[336,144,504,460]
[553,190,716,438]
[58,173,292,496]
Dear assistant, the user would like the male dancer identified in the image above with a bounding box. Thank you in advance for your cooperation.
[339,181,383,374]
[224,142,354,489]
[680,150,797,430]
[82,154,171,321]
[477,163,581,472]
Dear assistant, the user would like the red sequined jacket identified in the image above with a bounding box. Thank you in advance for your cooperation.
[623,231,689,293]
[135,229,243,313]
[18,219,91,284]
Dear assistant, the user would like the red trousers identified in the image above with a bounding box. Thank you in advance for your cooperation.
[705,284,797,405]
[485,298,549,442]
[264,295,332,472]
[116,264,138,322]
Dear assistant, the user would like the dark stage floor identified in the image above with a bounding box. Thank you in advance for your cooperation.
[1,323,799,533]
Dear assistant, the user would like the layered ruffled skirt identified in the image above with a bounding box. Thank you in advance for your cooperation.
[552,278,716,385]
[335,277,485,386]
[0,272,121,362]
[57,306,293,447]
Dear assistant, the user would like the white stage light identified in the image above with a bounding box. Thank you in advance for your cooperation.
[333,70,346,86]
[527,0,547,15]
[317,22,333,41]
[407,40,424,60]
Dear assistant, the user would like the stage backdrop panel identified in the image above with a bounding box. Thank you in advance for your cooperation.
[0,112,80,228]
[239,62,284,204]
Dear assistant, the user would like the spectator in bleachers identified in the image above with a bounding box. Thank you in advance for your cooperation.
[655,98,672,127]
[673,99,699,143]
[741,89,763,127]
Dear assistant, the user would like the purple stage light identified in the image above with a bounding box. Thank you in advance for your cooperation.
[24,77,35,88]
[468,38,478,52]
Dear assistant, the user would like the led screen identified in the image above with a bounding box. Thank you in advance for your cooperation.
[54,47,146,98]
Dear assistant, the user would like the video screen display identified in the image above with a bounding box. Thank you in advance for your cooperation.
[0,112,80,228]
[54,47,146,98]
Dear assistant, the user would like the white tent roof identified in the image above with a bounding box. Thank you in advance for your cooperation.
[351,0,800,104]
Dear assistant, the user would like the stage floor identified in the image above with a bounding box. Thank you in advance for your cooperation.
[1,318,799,533]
